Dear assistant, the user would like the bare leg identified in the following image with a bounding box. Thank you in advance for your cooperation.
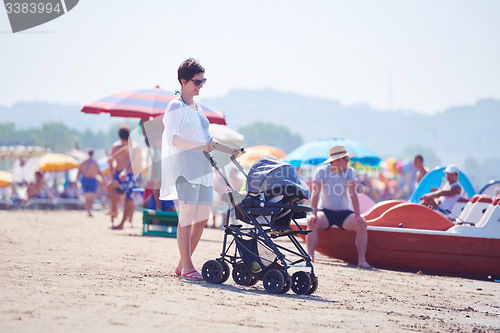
[106,181,121,217]
[127,199,135,225]
[175,204,210,274]
[112,198,134,229]
[84,192,96,216]
[177,204,197,273]
[190,204,210,250]
[305,212,330,262]
[342,214,371,268]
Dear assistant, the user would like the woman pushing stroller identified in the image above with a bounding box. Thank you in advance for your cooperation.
[160,58,244,280]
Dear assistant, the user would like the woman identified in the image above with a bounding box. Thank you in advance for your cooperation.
[160,58,243,280]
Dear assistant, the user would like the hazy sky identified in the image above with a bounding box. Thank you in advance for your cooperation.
[1,0,499,114]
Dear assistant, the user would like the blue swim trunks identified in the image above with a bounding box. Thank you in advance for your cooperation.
[81,178,97,193]
[147,193,175,211]
[113,171,136,200]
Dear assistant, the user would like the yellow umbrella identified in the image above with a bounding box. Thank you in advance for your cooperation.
[0,171,12,187]
[240,145,287,167]
[39,153,79,172]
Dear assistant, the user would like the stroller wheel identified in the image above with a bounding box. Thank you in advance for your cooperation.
[263,269,285,293]
[246,276,258,286]
[202,260,223,283]
[278,272,291,294]
[291,271,311,295]
[217,259,230,284]
[232,263,252,285]
[305,274,318,295]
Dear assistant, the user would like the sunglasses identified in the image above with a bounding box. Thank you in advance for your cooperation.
[330,156,350,164]
[191,78,207,86]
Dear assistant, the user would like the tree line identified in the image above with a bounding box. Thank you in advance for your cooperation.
[238,122,303,153]
[0,121,134,153]
[0,120,304,155]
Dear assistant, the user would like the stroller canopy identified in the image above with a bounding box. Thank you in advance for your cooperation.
[246,156,311,200]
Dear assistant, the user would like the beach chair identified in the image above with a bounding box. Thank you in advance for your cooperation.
[142,208,178,238]
[56,198,86,210]
[26,198,57,210]
[0,198,14,210]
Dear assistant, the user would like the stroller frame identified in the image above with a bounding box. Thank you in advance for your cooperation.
[202,152,318,295]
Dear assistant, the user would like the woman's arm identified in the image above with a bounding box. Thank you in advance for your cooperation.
[209,139,244,157]
[172,135,211,151]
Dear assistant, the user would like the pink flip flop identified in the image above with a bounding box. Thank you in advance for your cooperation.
[174,268,182,276]
[181,269,203,280]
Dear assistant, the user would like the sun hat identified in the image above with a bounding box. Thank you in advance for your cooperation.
[324,145,355,163]
[444,164,459,174]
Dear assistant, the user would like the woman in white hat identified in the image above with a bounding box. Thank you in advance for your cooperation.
[306,144,371,268]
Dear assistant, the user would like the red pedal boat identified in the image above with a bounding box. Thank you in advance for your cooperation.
[293,196,500,279]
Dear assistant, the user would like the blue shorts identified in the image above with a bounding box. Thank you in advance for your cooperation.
[81,178,97,193]
[147,194,175,211]
[114,172,136,200]
[175,176,213,206]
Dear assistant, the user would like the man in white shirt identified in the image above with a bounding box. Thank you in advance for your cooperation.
[420,164,463,212]
[306,145,371,268]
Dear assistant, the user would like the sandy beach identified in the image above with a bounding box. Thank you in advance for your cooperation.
[1,210,499,332]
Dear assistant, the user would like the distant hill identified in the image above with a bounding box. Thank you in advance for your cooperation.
[0,102,122,132]
[1,91,498,162]
[201,90,500,162]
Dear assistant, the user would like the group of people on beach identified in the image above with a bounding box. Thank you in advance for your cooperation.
[77,125,142,226]
[151,58,374,278]
[76,58,466,281]
[19,170,93,208]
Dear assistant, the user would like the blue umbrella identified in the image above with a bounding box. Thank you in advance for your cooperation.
[284,138,381,167]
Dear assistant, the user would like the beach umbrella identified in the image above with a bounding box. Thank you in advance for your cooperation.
[10,155,43,183]
[209,124,244,145]
[0,171,11,188]
[81,86,226,125]
[240,145,287,167]
[39,153,79,172]
[284,138,381,167]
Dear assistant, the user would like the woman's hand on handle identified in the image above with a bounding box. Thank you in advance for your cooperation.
[208,138,245,157]
[231,147,245,158]
[207,140,218,152]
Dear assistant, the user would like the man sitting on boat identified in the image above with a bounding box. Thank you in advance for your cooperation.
[306,145,371,268]
[419,164,463,213]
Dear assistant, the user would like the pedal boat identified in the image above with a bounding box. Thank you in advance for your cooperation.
[293,195,500,279]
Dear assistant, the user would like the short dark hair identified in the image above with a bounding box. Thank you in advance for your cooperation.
[415,155,424,162]
[178,58,205,85]
[87,149,94,156]
[118,128,130,141]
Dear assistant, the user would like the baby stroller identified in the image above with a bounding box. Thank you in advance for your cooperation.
[202,153,318,295]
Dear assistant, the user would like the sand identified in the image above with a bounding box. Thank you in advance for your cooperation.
[0,210,499,332]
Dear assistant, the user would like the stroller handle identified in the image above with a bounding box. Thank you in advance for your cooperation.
[230,150,248,178]
[203,149,246,195]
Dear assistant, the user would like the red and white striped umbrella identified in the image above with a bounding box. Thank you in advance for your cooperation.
[81,86,226,125]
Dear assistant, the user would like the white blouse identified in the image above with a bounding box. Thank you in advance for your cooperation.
[159,99,213,200]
